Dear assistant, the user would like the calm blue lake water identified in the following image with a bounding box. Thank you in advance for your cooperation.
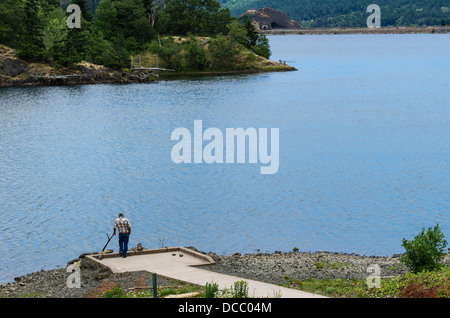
[0,34,449,283]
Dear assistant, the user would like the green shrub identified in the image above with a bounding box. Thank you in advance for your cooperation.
[231,281,249,298]
[401,224,448,273]
[207,35,237,70]
[204,282,219,298]
[147,37,183,70]
[102,285,127,298]
[184,34,207,70]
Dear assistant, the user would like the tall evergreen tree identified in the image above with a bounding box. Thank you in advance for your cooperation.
[86,0,102,15]
[40,0,61,13]
[42,7,68,60]
[242,18,270,59]
[19,0,45,61]
[163,0,233,35]
[113,0,155,49]
[69,0,94,22]
[0,0,25,48]
[94,0,118,41]
[53,1,92,67]
[243,18,258,48]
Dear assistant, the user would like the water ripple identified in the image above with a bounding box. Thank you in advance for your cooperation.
[0,34,449,282]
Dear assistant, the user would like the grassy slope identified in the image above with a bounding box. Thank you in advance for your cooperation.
[0,44,116,79]
[136,36,296,76]
[282,267,450,298]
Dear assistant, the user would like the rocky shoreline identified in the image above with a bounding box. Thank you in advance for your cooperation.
[0,57,160,88]
[3,247,448,298]
[203,250,410,284]
[0,250,174,298]
[0,44,295,88]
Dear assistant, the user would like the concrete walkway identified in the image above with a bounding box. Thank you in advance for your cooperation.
[85,247,327,298]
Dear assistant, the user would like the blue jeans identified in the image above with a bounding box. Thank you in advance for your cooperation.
[118,233,130,257]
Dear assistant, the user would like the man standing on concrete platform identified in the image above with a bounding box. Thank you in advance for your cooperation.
[113,212,131,258]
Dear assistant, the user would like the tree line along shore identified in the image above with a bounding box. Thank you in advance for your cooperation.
[0,0,298,87]
[1,0,447,87]
[0,42,295,87]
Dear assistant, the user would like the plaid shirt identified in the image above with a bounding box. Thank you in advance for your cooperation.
[114,217,131,234]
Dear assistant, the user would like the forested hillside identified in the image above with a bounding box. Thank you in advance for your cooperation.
[0,0,275,73]
[218,0,450,27]
[63,0,450,27]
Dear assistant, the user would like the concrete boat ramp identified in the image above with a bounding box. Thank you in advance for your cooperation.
[85,247,326,298]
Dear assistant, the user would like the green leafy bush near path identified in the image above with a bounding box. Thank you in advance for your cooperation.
[282,267,450,298]
[101,282,203,298]
[285,224,449,298]
[401,224,448,274]
[204,282,219,298]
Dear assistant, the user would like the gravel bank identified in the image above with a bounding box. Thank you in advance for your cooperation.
[2,247,449,298]
[0,252,175,298]
[203,250,409,285]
